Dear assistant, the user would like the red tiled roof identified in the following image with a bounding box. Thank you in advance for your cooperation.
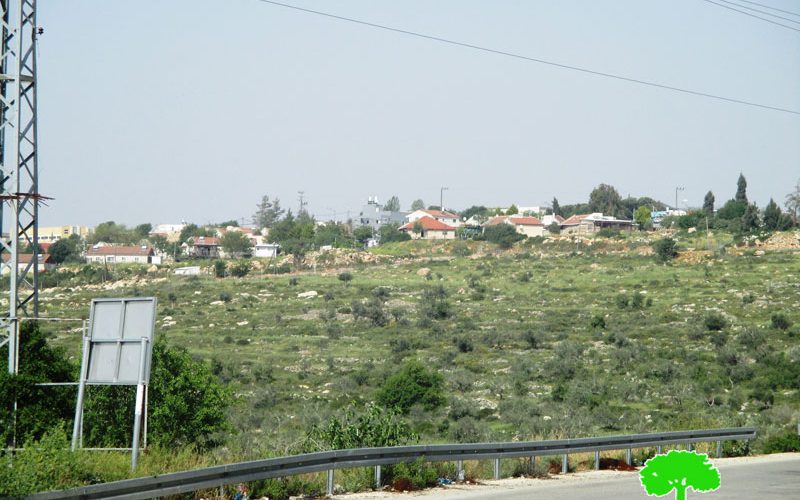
[2,253,52,264]
[423,209,459,220]
[189,236,219,246]
[562,214,590,225]
[484,216,508,226]
[86,245,154,257]
[508,216,543,226]
[400,216,456,232]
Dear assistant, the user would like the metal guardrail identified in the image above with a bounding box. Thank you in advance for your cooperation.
[30,427,755,500]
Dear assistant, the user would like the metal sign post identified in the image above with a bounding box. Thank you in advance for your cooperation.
[71,297,157,471]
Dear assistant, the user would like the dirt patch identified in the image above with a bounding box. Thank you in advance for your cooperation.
[599,457,637,471]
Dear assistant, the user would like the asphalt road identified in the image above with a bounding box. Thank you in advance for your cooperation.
[344,453,800,500]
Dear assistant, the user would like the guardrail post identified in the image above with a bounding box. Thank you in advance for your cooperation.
[594,450,600,470]
[457,460,464,481]
[562,454,568,474]
[375,465,381,489]
[687,442,693,452]
[657,445,663,455]
[494,458,500,480]
[716,440,722,458]
[531,456,535,474]
[625,449,632,466]
[327,469,334,497]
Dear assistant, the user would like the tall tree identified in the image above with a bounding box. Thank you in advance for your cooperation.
[383,196,400,212]
[410,199,425,211]
[588,183,623,217]
[703,191,715,216]
[735,173,748,204]
[506,204,519,215]
[741,203,760,232]
[551,197,561,216]
[254,195,285,230]
[220,231,253,258]
[785,178,800,225]
[634,206,652,229]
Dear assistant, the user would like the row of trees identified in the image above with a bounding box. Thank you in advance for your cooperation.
[668,174,797,233]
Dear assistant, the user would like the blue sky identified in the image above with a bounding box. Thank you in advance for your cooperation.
[38,0,800,226]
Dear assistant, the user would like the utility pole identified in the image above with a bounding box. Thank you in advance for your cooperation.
[0,0,42,375]
[440,187,448,211]
[298,191,308,214]
[674,186,684,211]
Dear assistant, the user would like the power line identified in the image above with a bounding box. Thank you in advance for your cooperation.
[738,0,800,18]
[699,0,800,32]
[717,0,800,23]
[256,0,800,116]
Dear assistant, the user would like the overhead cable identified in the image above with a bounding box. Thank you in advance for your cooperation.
[256,0,800,116]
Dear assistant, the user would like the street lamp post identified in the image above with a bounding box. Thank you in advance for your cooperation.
[440,187,449,211]
[675,187,684,211]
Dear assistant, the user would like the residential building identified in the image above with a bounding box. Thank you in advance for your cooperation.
[485,215,546,237]
[405,209,461,227]
[254,242,280,258]
[399,216,456,240]
[182,236,220,258]
[1,253,55,275]
[150,223,186,243]
[85,245,154,264]
[560,213,635,234]
[355,197,407,232]
[38,225,90,243]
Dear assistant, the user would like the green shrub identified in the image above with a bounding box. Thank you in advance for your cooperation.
[219,292,232,302]
[483,224,525,249]
[590,314,606,329]
[0,427,94,497]
[337,272,353,285]
[452,242,472,257]
[213,260,226,278]
[653,237,678,263]
[704,312,728,331]
[762,432,800,454]
[229,260,251,278]
[771,312,792,331]
[615,294,629,309]
[377,360,444,414]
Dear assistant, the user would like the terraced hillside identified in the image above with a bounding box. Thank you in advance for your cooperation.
[34,231,800,456]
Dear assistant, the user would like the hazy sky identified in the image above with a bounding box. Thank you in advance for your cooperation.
[38,0,799,227]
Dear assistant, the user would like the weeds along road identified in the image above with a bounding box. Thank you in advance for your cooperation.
[343,453,800,500]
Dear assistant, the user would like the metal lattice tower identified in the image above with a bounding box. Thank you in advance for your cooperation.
[0,0,40,375]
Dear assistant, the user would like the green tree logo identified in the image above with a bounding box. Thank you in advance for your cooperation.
[639,450,721,500]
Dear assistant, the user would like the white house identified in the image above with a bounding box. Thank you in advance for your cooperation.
[85,245,154,264]
[254,243,280,258]
[399,216,457,240]
[405,209,461,227]
[485,215,546,238]
[2,253,56,275]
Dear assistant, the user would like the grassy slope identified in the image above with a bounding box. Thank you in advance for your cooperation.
[36,232,800,456]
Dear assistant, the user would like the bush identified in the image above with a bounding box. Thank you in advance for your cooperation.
[377,360,445,414]
[483,224,525,249]
[219,292,232,302]
[615,294,629,309]
[771,312,792,331]
[454,336,474,353]
[762,432,800,454]
[213,260,226,278]
[82,338,233,450]
[704,312,728,331]
[419,285,452,320]
[653,237,678,263]
[303,403,416,451]
[229,260,251,278]
[0,427,94,497]
[590,314,606,329]
[451,242,472,257]
[337,272,353,285]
